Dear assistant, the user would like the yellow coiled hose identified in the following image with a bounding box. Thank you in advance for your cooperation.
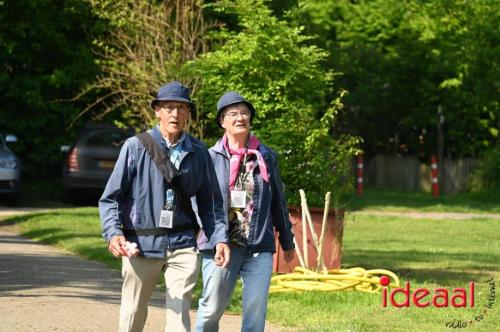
[270,266,400,293]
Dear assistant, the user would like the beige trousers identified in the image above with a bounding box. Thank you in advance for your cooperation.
[119,247,200,332]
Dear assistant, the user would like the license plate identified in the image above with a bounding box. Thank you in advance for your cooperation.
[98,160,115,169]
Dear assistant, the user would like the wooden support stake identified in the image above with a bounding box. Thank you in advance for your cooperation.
[293,237,306,268]
[317,192,331,272]
[299,189,309,267]
[300,190,319,249]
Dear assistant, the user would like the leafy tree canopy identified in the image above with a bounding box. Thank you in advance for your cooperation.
[294,0,499,159]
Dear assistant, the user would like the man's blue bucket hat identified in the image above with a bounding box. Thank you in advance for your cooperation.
[150,81,195,113]
[216,91,256,128]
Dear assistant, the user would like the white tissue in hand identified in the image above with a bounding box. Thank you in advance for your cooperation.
[124,241,139,255]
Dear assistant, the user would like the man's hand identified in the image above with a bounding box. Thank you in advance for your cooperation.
[284,249,295,263]
[108,235,140,258]
[214,242,230,268]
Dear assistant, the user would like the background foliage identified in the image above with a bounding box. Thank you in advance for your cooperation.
[293,0,499,159]
[0,0,101,177]
[0,0,498,195]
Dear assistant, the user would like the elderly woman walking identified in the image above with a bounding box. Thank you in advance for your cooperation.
[195,91,295,332]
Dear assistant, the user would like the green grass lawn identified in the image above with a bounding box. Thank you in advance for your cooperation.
[1,200,499,331]
[348,188,500,213]
[267,214,499,331]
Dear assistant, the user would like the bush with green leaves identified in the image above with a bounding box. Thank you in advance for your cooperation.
[185,0,361,207]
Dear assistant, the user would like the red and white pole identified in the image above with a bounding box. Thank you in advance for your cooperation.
[357,154,363,195]
[431,155,439,197]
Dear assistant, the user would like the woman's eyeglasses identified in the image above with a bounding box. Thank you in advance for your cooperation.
[224,110,250,119]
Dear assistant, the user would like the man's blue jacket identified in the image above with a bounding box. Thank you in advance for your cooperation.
[99,126,228,259]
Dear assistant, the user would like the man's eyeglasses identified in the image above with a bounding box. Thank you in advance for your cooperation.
[224,110,250,119]
[158,104,189,114]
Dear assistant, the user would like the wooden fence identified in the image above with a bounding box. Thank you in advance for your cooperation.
[361,155,479,194]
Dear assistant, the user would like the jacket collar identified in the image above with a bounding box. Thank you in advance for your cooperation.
[212,139,229,158]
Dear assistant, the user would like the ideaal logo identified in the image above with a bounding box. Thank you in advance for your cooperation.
[379,276,475,308]
[379,276,496,329]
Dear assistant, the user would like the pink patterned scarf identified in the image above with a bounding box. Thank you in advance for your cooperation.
[222,134,269,190]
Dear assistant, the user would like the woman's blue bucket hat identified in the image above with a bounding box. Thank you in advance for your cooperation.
[216,91,255,128]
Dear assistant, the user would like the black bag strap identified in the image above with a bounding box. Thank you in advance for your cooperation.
[135,132,199,233]
[136,132,179,183]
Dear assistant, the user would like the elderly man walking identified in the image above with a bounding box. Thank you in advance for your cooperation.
[99,81,230,332]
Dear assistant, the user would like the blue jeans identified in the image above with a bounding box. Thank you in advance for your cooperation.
[195,247,273,332]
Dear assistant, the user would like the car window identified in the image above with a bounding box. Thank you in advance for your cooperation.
[81,130,130,148]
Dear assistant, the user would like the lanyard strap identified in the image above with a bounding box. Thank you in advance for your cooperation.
[166,143,182,207]
[233,147,248,190]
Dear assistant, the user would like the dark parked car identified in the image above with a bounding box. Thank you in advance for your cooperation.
[0,133,20,205]
[61,123,134,202]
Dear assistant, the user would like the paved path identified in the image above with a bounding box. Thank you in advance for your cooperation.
[0,210,281,332]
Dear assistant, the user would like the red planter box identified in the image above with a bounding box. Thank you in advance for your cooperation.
[273,206,345,273]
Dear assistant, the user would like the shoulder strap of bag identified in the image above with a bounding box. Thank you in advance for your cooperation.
[136,132,178,183]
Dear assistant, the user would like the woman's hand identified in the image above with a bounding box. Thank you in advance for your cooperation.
[284,249,295,263]
[214,242,231,268]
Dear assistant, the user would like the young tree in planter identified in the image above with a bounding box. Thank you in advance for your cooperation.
[184,0,361,208]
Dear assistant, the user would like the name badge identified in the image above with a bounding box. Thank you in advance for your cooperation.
[159,209,174,228]
[230,190,247,209]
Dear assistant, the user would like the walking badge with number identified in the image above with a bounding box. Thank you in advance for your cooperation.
[230,152,248,209]
[159,188,174,228]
